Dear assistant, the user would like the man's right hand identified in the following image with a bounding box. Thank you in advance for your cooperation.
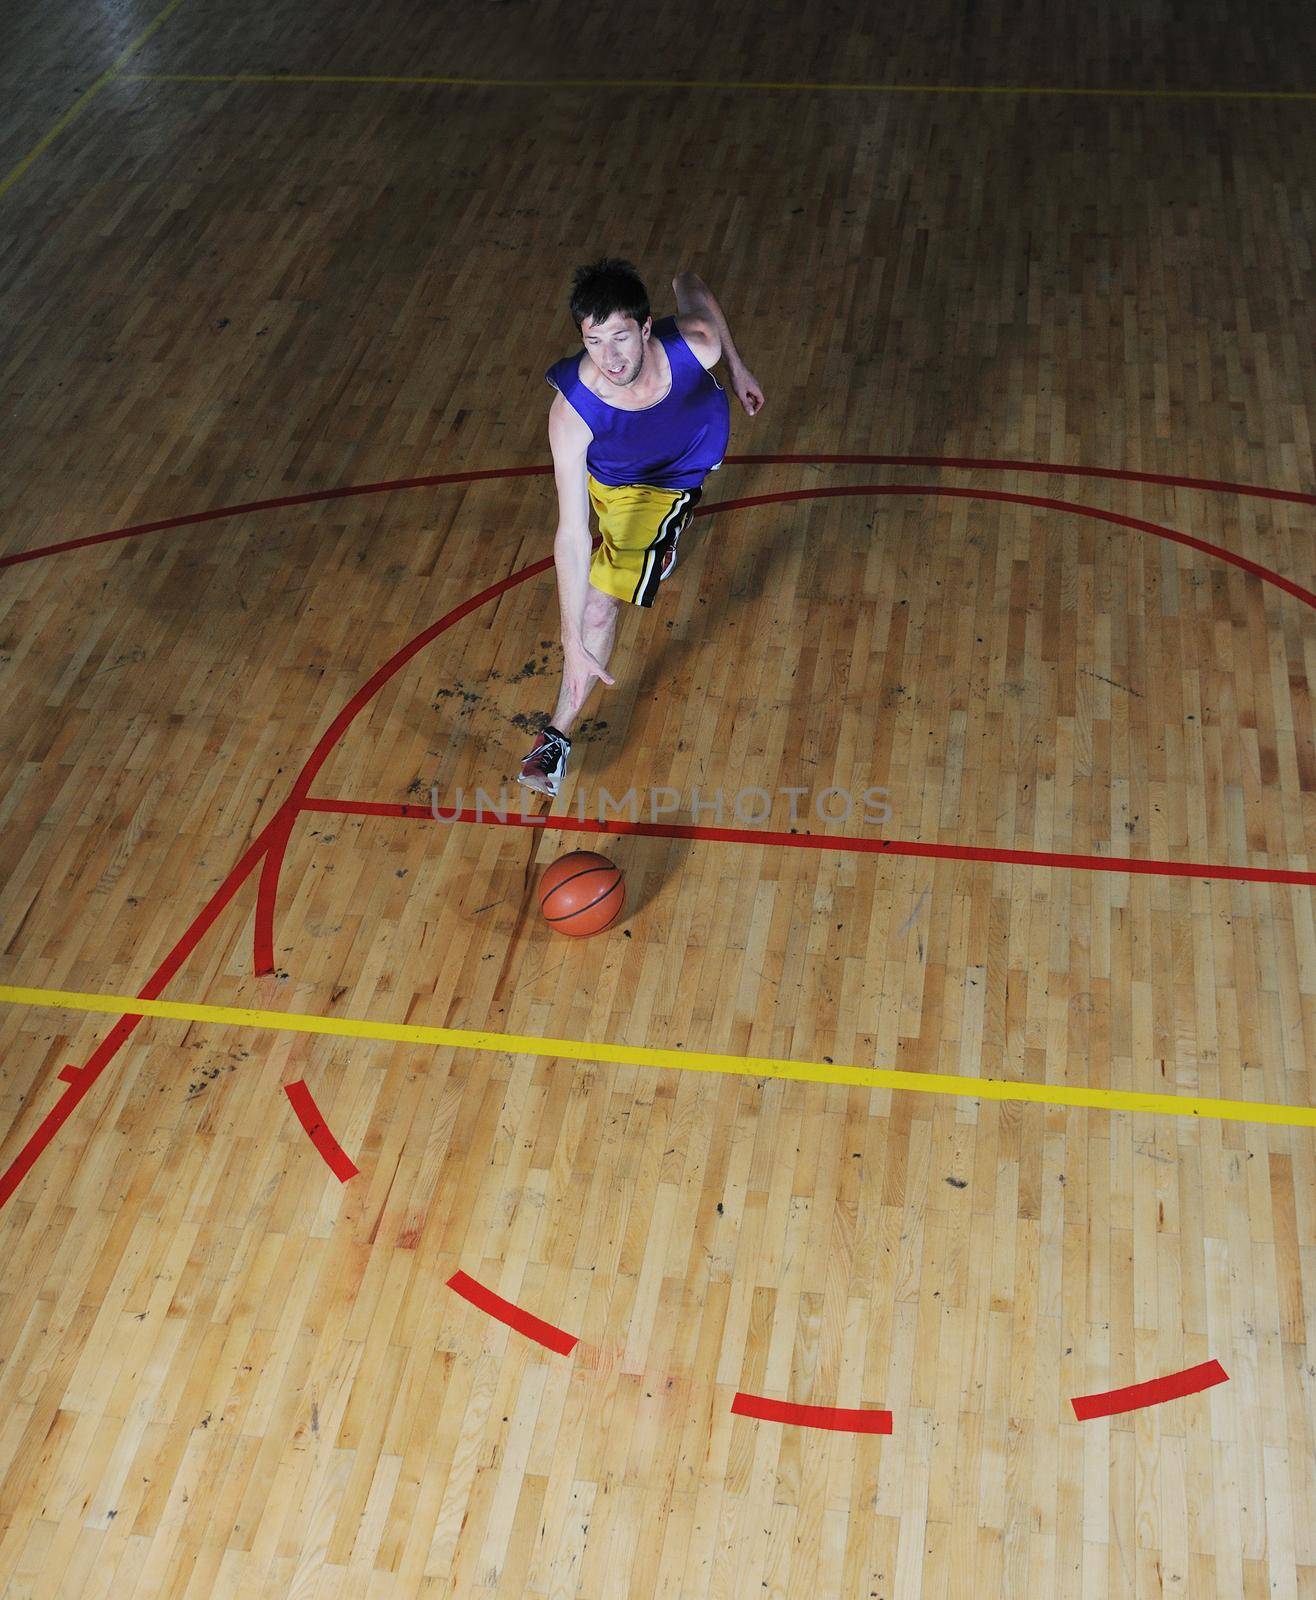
[563,638,616,697]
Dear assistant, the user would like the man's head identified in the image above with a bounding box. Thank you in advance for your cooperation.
[570,258,652,387]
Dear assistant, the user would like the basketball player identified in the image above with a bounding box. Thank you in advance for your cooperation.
[518,259,765,797]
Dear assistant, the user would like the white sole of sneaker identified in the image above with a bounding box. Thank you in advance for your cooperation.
[517,772,558,798]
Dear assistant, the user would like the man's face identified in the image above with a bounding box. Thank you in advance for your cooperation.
[581,311,651,386]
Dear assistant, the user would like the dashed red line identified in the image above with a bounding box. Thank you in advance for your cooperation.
[283,1080,359,1182]
[731,1392,893,1433]
[446,1269,578,1355]
[1071,1358,1229,1419]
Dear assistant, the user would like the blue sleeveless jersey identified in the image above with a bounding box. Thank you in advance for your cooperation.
[545,317,730,490]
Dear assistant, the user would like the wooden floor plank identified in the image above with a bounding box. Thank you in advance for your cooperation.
[3,0,1316,1594]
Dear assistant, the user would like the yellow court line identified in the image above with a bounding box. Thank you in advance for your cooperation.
[0,0,191,203]
[3,982,1314,1128]
[120,72,1316,102]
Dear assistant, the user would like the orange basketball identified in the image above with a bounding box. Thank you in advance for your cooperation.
[539,850,625,936]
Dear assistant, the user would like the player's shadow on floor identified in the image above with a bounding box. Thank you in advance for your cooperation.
[510,791,693,920]
[603,826,693,920]
[609,500,795,763]
[559,499,798,903]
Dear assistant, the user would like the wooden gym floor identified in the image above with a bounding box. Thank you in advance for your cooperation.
[3,1,1316,1595]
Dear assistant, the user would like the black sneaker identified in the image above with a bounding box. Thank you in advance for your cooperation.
[518,725,571,797]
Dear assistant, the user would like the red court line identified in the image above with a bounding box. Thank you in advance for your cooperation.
[251,551,556,972]
[708,483,1316,609]
[0,824,280,1211]
[0,465,553,568]
[283,1080,359,1181]
[305,798,1316,887]
[5,450,1315,568]
[732,454,1316,507]
[253,482,1316,973]
[1071,1358,1229,1419]
[731,1391,893,1433]
[446,1269,578,1355]
[254,811,298,975]
[4,461,1314,1212]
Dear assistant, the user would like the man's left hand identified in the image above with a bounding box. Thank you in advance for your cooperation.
[730,365,765,417]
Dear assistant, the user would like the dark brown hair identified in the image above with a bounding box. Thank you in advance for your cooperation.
[569,258,651,335]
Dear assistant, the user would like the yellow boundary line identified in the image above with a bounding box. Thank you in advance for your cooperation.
[0,0,190,203]
[121,72,1316,102]
[4,55,1303,206]
[4,983,1314,1128]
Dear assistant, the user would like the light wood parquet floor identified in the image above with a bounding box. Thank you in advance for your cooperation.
[2,1,1316,1596]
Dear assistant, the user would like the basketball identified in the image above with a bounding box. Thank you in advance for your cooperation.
[539,850,625,936]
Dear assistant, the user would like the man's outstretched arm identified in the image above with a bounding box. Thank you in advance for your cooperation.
[548,395,614,706]
[672,270,765,416]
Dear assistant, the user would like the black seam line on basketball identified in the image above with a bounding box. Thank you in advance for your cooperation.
[542,875,621,916]
[541,864,618,899]
[544,881,624,921]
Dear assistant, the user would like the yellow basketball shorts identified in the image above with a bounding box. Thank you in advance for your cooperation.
[586,475,703,608]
